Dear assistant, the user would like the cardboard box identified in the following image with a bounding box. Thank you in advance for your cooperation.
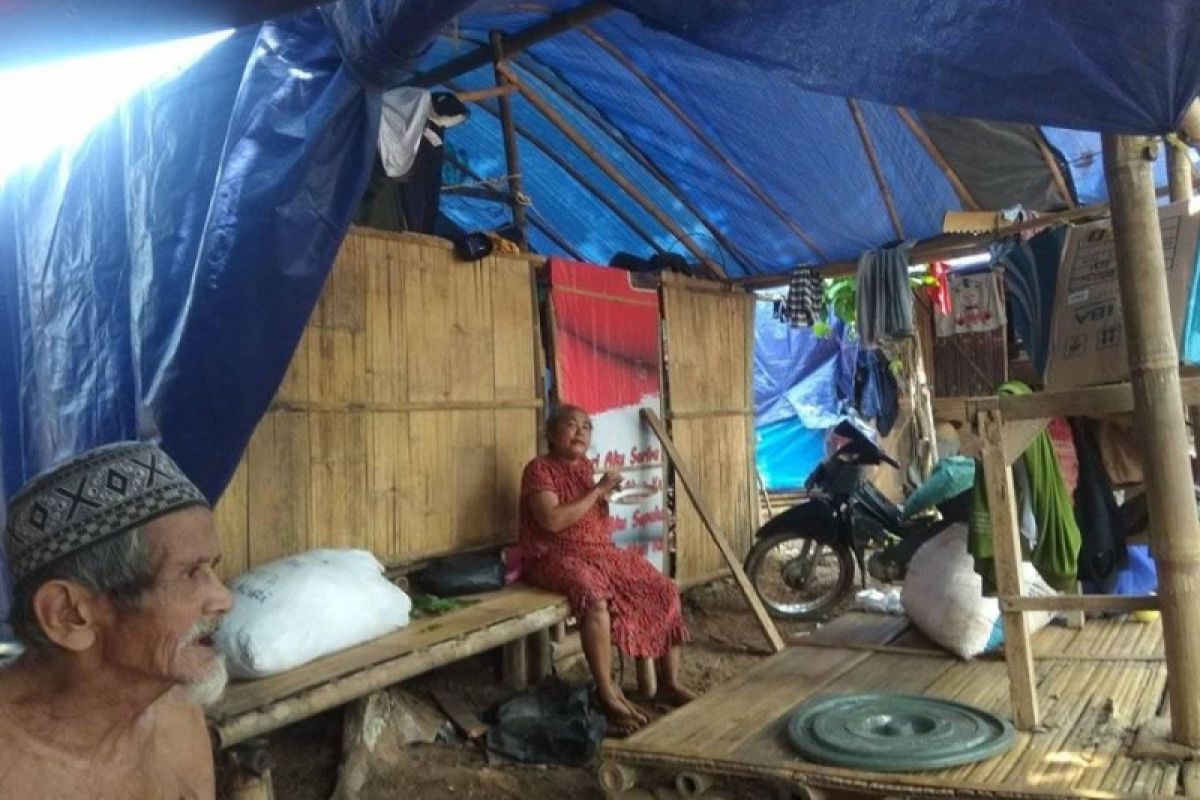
[1043,200,1200,390]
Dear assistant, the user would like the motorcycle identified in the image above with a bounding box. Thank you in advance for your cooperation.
[745,415,1195,621]
[744,416,969,621]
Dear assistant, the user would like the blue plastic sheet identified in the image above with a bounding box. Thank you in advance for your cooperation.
[610,1,1200,135]
[0,1,471,613]
[752,300,844,491]
[756,418,826,493]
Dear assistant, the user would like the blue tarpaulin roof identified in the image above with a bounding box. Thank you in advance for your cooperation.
[433,2,1200,276]
[1,0,1199,610]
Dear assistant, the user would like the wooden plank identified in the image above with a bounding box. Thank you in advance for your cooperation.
[246,411,311,568]
[614,644,874,754]
[431,688,488,740]
[1002,417,1050,465]
[210,586,567,721]
[212,595,568,748]
[1001,594,1158,613]
[642,409,784,653]
[979,408,1040,730]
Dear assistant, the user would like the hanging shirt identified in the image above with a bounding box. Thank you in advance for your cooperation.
[780,266,823,327]
[936,270,1006,337]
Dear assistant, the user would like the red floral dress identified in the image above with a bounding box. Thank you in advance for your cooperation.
[519,455,689,659]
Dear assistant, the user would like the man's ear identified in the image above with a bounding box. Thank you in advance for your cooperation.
[31,580,104,652]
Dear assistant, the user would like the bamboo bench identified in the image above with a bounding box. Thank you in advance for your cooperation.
[208,584,569,793]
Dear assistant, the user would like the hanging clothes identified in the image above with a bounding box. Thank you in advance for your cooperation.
[853,349,899,437]
[935,269,1006,338]
[780,266,823,327]
[968,382,1082,593]
[856,243,914,348]
[927,261,953,316]
[1070,418,1127,593]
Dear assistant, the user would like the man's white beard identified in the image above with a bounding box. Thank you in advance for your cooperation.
[181,617,229,707]
[186,655,228,707]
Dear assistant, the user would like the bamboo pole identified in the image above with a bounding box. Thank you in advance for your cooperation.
[500,64,727,277]
[490,31,529,250]
[1032,131,1077,208]
[449,78,666,254]
[895,108,982,211]
[580,27,829,261]
[641,409,786,653]
[848,98,904,239]
[1166,134,1200,483]
[510,53,761,276]
[1103,133,1200,747]
[409,1,612,88]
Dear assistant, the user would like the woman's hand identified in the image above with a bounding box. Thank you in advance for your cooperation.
[595,469,624,498]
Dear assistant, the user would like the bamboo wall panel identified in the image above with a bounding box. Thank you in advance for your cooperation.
[214,229,540,578]
[662,275,756,584]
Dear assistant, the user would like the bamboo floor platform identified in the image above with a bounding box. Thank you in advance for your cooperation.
[601,612,1181,799]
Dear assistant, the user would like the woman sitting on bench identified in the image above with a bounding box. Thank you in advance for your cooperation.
[518,404,696,736]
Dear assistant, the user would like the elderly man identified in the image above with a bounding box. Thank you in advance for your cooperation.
[0,441,232,799]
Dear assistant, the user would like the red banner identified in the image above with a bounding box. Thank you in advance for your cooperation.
[549,258,666,571]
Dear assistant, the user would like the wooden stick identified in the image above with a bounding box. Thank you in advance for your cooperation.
[453,85,516,103]
[490,31,529,250]
[1104,132,1200,747]
[431,688,488,741]
[848,98,904,239]
[409,1,613,88]
[580,27,829,262]
[640,409,785,653]
[895,108,982,211]
[501,64,726,278]
[1033,131,1077,208]
[1000,594,1158,613]
[510,53,762,277]
[449,78,667,255]
[635,657,657,699]
[978,407,1040,730]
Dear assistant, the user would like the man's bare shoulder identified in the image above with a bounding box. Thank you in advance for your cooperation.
[154,688,216,797]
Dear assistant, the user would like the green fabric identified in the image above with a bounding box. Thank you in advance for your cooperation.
[968,382,1081,592]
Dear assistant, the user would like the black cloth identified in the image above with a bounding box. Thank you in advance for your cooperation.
[397,125,446,234]
[1070,418,1127,592]
[779,266,823,327]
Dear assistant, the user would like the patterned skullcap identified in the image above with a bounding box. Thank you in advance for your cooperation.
[5,441,209,585]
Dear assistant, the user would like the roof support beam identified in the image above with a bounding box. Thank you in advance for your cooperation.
[498,63,727,277]
[847,98,905,240]
[443,152,585,261]
[490,31,530,250]
[579,27,829,261]
[896,108,983,211]
[408,1,612,88]
[447,77,667,255]
[1032,132,1078,208]
[509,53,761,276]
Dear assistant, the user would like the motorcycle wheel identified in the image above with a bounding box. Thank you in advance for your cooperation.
[743,531,856,621]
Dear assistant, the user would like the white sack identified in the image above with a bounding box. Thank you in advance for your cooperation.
[216,549,412,679]
[901,524,1057,659]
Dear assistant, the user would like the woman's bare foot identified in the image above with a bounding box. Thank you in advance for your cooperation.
[596,691,647,735]
[613,689,650,725]
[653,683,699,709]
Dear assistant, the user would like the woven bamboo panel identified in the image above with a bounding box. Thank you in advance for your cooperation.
[214,229,540,578]
[661,275,756,584]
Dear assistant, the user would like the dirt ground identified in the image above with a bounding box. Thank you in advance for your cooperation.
[247,578,823,800]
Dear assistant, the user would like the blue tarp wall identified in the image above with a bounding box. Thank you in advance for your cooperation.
[753,300,848,491]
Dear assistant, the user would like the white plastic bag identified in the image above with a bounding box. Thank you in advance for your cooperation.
[901,525,1057,659]
[216,549,412,679]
